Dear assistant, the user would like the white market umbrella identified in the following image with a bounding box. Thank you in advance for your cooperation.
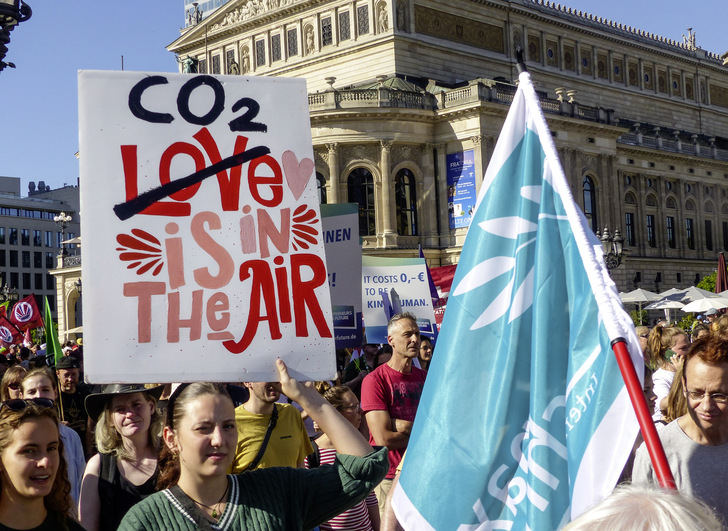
[658,287,682,299]
[645,300,685,310]
[681,298,728,313]
[645,299,685,324]
[619,288,661,312]
[664,286,725,303]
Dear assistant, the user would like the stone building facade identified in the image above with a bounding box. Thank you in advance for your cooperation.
[168,0,728,292]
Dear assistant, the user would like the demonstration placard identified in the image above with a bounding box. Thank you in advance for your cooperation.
[79,71,335,383]
[361,256,438,344]
[321,204,363,348]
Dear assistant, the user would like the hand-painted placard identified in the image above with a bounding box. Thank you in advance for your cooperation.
[447,150,476,229]
[79,71,335,383]
[321,203,363,348]
[361,256,437,344]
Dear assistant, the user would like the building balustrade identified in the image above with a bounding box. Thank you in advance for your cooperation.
[310,77,728,164]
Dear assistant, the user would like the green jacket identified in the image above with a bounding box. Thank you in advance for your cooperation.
[118,447,388,530]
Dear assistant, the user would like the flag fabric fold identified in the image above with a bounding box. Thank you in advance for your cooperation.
[392,71,643,530]
[44,297,63,367]
[9,295,42,331]
[0,316,23,348]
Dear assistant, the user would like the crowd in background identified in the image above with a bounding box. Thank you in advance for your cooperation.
[0,309,727,530]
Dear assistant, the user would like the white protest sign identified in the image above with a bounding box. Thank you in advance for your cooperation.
[321,203,363,348]
[79,71,335,383]
[361,256,438,344]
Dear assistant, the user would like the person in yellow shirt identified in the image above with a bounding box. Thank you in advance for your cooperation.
[230,380,313,473]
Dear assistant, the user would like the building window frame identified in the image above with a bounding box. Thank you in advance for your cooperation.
[686,218,695,250]
[646,214,656,247]
[582,176,597,233]
[394,168,418,236]
[625,212,636,246]
[666,216,676,249]
[347,167,376,236]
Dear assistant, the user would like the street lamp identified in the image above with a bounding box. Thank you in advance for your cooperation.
[598,226,624,270]
[0,0,32,73]
[54,211,72,257]
[75,278,82,295]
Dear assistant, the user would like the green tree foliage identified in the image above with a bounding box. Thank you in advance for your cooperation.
[630,309,647,326]
[697,271,717,292]
[677,313,696,333]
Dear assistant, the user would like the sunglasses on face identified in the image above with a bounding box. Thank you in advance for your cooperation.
[1,398,56,412]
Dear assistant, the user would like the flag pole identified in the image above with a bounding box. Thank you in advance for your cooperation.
[611,338,676,489]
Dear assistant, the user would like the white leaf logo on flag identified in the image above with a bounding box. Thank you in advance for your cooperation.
[453,187,539,329]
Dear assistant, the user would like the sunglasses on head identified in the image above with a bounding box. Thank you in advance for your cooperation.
[1,398,55,412]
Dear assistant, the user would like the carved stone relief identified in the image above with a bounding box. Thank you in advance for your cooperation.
[391,144,421,166]
[341,144,378,167]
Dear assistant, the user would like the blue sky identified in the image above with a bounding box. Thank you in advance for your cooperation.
[1,1,725,193]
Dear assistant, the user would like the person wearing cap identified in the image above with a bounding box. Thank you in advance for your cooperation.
[55,355,93,457]
[705,308,719,331]
[78,383,164,531]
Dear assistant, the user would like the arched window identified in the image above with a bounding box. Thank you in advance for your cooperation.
[347,168,375,236]
[316,172,327,204]
[582,176,598,232]
[394,169,418,236]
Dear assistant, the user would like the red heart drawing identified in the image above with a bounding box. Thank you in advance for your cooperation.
[282,150,314,201]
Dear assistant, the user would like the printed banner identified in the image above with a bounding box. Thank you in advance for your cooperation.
[361,256,437,343]
[79,71,335,383]
[447,150,476,229]
[321,203,363,348]
[393,71,642,529]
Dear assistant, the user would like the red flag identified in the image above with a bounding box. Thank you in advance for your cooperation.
[0,316,23,347]
[9,295,42,331]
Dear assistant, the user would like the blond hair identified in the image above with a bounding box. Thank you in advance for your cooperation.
[94,391,162,461]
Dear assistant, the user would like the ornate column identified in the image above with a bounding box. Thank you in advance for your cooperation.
[471,135,486,193]
[326,143,340,203]
[380,140,396,246]
[422,143,438,246]
[435,143,449,247]
[676,178,687,254]
[695,181,705,260]
[636,174,648,256]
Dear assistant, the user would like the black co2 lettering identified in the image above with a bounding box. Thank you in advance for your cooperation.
[128,75,267,133]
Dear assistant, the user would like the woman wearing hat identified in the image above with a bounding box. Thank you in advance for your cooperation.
[78,384,163,531]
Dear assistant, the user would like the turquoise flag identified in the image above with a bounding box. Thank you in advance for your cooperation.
[393,71,643,529]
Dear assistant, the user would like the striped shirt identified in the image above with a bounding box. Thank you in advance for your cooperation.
[305,447,377,531]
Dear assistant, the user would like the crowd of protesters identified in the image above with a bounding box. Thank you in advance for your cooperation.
[1,308,728,530]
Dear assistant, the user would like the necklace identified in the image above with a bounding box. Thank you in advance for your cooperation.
[186,481,229,520]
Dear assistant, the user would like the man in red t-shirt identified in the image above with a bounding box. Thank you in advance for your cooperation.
[361,312,427,515]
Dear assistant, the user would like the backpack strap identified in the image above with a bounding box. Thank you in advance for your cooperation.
[243,404,279,471]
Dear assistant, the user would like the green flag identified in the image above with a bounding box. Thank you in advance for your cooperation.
[44,297,63,366]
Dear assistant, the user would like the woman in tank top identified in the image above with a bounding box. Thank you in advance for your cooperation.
[78,384,163,530]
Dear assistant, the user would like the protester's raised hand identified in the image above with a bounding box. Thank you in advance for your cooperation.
[276,359,314,403]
